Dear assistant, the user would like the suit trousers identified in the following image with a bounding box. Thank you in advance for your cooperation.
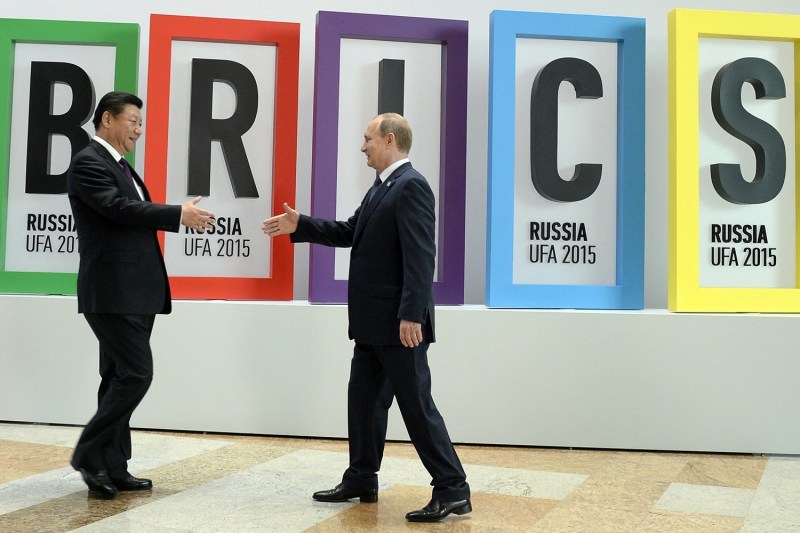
[342,342,470,502]
[71,313,155,477]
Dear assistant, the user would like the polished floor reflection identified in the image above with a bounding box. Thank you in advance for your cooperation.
[1,422,799,532]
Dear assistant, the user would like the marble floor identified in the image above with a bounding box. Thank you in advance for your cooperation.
[1,422,800,532]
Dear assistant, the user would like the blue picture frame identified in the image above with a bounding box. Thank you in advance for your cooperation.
[486,10,646,309]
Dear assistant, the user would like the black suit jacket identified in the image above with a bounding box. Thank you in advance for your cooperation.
[292,162,436,346]
[67,140,182,315]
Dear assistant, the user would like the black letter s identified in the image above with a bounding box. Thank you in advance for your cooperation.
[710,57,786,204]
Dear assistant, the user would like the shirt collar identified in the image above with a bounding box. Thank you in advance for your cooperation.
[379,158,409,182]
[93,135,124,163]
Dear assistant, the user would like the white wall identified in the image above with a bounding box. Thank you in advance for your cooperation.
[3,295,800,454]
[2,0,800,453]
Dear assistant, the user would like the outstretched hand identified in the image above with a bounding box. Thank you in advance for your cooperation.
[181,197,215,233]
[263,202,299,236]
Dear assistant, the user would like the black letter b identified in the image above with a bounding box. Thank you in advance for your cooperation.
[25,62,93,194]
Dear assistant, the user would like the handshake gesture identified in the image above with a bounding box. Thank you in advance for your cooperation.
[180,196,216,233]
[263,202,300,237]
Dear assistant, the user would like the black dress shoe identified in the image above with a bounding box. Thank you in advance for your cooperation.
[112,476,153,491]
[78,468,118,499]
[405,498,472,522]
[312,483,378,503]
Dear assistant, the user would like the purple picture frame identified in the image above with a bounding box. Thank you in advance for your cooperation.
[310,11,468,304]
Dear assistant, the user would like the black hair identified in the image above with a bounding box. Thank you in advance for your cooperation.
[92,91,143,129]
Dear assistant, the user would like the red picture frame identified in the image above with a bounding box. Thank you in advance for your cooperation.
[145,14,299,300]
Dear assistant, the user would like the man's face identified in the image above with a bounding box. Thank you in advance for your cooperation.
[360,118,391,172]
[103,104,142,155]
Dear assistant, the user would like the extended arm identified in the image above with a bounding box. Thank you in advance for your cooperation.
[70,154,213,233]
[263,202,359,248]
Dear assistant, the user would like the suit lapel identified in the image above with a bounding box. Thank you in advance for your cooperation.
[127,164,150,201]
[354,162,410,244]
[90,140,148,200]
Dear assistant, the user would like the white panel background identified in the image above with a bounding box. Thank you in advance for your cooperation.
[5,43,115,273]
[2,0,800,454]
[164,40,276,278]
[335,38,441,280]
[513,38,618,285]
[698,38,796,288]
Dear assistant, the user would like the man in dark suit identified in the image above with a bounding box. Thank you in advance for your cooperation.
[263,113,471,522]
[67,91,215,499]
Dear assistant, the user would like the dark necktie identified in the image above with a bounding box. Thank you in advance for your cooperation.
[119,157,135,185]
[365,175,382,205]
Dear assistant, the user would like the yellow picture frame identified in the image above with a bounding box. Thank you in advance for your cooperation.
[668,8,800,312]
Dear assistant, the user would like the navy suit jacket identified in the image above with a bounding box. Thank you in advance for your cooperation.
[292,162,436,345]
[67,140,181,315]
